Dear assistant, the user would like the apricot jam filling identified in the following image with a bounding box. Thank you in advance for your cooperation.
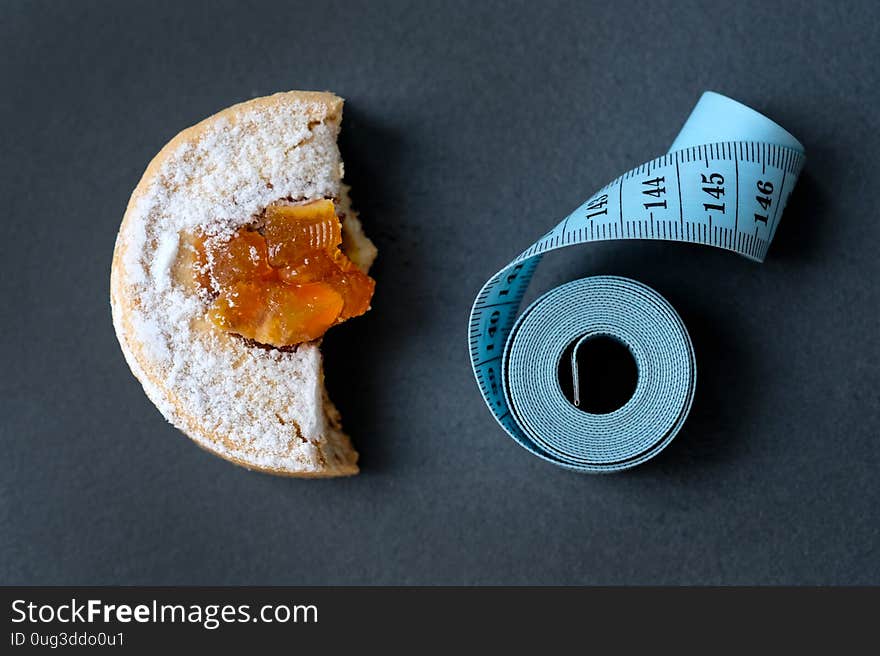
[194,199,375,347]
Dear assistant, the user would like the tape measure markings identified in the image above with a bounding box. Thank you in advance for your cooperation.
[469,92,805,473]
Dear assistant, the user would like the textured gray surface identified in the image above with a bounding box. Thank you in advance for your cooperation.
[1,0,878,584]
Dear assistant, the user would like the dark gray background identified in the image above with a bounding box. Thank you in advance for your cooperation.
[2,0,878,585]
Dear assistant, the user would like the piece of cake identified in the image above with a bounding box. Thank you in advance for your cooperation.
[110,91,376,476]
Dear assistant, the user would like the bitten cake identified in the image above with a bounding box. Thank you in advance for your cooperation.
[110,91,377,477]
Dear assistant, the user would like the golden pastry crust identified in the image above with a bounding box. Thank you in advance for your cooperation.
[111,91,372,477]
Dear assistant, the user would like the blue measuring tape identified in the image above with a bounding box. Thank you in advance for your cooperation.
[468,92,805,473]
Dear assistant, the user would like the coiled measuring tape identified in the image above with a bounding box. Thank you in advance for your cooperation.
[468,91,805,473]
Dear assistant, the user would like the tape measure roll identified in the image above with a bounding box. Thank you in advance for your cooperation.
[469,91,805,473]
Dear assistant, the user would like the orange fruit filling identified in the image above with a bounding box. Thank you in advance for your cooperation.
[194,199,375,347]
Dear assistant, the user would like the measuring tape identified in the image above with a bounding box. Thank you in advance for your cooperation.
[468,91,805,473]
